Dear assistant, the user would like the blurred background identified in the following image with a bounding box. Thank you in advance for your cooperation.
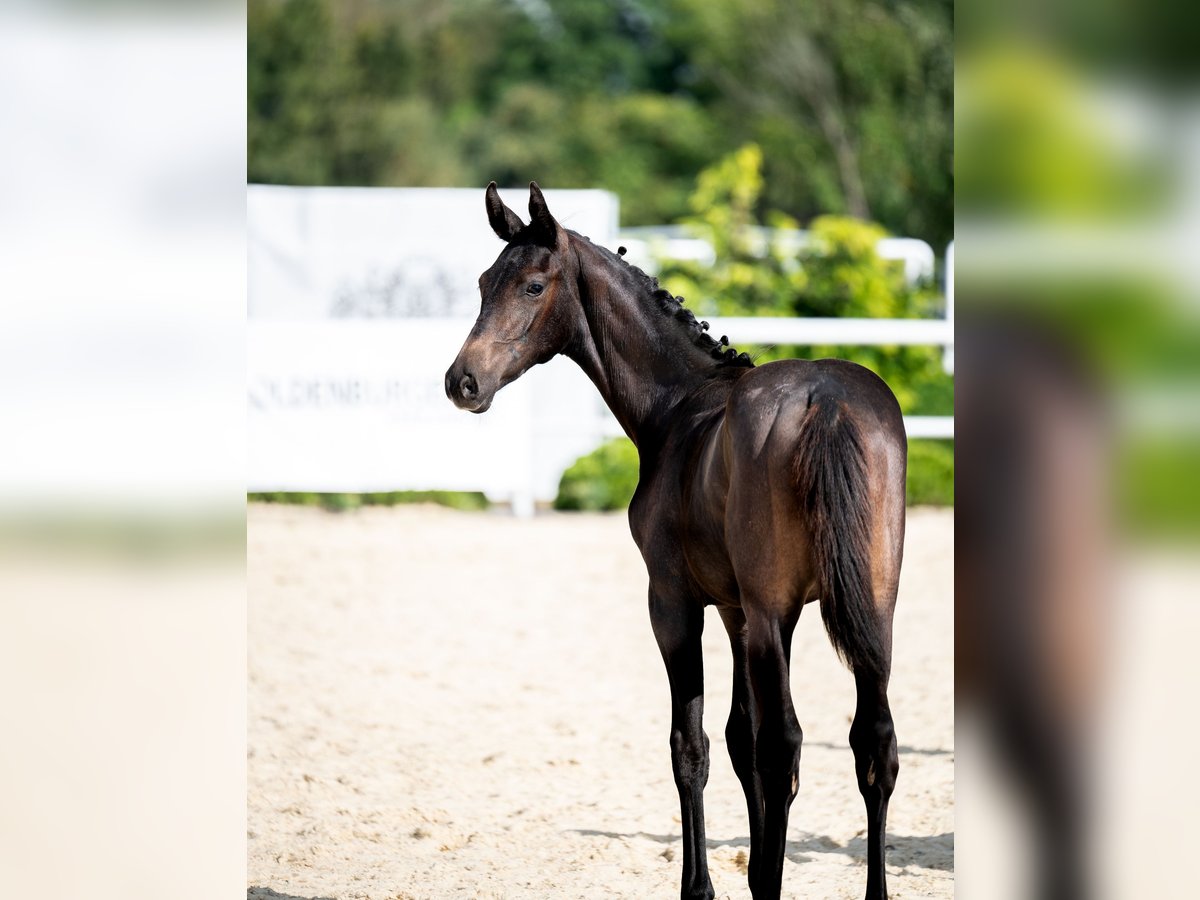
[956,0,1200,898]
[0,4,245,900]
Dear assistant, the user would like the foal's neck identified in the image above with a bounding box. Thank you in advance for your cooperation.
[565,234,725,446]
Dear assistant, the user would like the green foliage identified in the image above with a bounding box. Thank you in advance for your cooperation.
[1120,437,1200,540]
[248,0,952,245]
[466,87,718,226]
[659,146,954,416]
[956,46,1163,220]
[791,217,953,415]
[248,490,490,512]
[553,438,640,511]
[668,0,954,247]
[795,216,901,319]
[659,144,805,317]
[905,440,955,506]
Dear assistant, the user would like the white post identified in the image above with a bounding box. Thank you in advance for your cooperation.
[511,489,535,519]
[943,241,954,375]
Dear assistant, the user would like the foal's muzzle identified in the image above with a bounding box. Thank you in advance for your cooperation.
[444,364,491,413]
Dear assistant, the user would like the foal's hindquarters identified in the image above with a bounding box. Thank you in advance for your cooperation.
[641,359,906,900]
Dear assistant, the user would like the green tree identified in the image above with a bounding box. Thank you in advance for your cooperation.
[668,0,953,248]
[249,0,951,244]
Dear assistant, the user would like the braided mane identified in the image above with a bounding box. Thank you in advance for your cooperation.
[586,236,754,368]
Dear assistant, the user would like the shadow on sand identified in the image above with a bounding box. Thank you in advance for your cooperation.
[802,739,954,758]
[248,888,337,900]
[568,828,954,871]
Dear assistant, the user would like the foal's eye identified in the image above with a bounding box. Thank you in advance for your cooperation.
[526,282,544,296]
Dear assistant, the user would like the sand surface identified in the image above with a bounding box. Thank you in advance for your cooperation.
[248,504,953,899]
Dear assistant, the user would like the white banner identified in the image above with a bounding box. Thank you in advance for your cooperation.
[248,185,620,320]
[247,185,623,509]
[247,321,620,511]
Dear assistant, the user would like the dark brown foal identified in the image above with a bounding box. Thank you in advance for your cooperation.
[446,182,907,899]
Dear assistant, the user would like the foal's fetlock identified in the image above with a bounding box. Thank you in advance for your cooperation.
[757,735,803,801]
[850,720,897,796]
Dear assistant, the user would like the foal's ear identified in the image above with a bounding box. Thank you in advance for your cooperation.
[528,182,563,249]
[485,181,524,242]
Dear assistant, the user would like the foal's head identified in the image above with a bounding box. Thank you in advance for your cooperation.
[445,182,581,413]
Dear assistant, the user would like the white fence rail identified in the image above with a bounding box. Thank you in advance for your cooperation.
[617,226,938,285]
[705,316,953,346]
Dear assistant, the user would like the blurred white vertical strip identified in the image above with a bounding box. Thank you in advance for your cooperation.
[0,6,245,513]
[0,6,245,900]
[943,241,954,374]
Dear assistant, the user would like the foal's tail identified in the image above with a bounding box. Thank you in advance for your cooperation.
[793,398,886,675]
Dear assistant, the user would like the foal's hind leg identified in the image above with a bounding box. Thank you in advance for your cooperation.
[849,616,899,900]
[649,587,714,900]
[718,608,764,884]
[743,604,804,900]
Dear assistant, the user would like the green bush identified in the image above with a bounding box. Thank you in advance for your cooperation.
[1120,436,1200,540]
[905,440,955,507]
[554,438,640,511]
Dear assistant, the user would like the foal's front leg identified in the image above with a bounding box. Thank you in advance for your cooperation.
[649,586,714,900]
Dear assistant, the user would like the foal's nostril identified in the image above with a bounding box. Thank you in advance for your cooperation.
[459,374,478,400]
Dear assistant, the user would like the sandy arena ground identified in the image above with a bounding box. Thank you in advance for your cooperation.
[248,504,953,899]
